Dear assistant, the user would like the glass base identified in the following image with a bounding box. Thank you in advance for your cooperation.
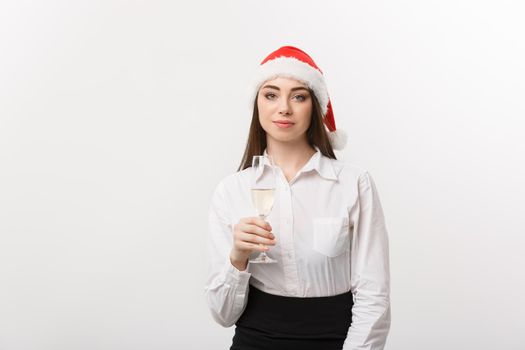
[249,253,277,264]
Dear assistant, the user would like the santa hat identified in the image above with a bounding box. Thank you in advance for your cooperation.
[250,45,347,150]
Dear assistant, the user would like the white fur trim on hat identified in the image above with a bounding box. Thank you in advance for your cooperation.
[250,56,329,115]
[328,129,348,150]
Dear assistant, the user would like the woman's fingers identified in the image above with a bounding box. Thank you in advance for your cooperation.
[239,222,274,240]
[247,223,275,239]
[243,217,272,232]
[240,231,276,246]
[238,241,269,252]
[233,217,277,255]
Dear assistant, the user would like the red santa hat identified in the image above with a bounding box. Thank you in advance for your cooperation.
[250,45,347,150]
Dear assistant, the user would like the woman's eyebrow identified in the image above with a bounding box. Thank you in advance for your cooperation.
[261,85,309,92]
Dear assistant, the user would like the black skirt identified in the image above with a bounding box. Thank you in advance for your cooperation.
[230,285,353,350]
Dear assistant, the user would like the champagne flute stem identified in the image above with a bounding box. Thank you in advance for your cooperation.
[259,214,269,258]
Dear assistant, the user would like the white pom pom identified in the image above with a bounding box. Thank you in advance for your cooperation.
[328,129,348,150]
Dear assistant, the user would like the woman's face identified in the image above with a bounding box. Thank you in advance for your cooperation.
[257,76,313,145]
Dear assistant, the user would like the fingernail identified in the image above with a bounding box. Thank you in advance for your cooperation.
[269,233,275,239]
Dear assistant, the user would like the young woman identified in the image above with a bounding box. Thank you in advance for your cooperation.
[205,46,391,350]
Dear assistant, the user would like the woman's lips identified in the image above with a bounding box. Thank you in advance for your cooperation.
[273,121,295,129]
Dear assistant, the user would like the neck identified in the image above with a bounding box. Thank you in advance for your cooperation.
[265,138,316,174]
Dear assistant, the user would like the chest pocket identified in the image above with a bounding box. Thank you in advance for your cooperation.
[313,217,350,257]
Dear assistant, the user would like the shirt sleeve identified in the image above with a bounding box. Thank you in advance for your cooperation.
[204,180,252,327]
[343,171,391,350]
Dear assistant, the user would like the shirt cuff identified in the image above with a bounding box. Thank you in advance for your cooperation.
[223,258,252,286]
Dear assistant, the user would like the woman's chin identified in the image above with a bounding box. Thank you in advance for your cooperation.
[267,134,305,145]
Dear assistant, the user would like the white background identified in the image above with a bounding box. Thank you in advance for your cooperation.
[1,1,524,349]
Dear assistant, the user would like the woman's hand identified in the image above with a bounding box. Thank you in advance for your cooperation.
[229,217,276,271]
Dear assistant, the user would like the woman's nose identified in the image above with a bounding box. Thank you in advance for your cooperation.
[279,99,292,115]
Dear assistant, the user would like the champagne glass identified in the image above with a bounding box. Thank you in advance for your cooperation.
[249,155,277,264]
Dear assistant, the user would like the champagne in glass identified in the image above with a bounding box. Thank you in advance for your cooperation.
[251,188,275,218]
[249,155,277,264]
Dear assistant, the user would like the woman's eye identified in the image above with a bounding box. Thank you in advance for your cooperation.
[264,93,307,101]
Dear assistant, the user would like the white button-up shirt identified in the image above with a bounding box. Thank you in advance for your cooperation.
[205,146,391,350]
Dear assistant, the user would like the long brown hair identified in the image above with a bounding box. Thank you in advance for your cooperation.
[237,89,337,171]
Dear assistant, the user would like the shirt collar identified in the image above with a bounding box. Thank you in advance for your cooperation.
[263,146,338,181]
